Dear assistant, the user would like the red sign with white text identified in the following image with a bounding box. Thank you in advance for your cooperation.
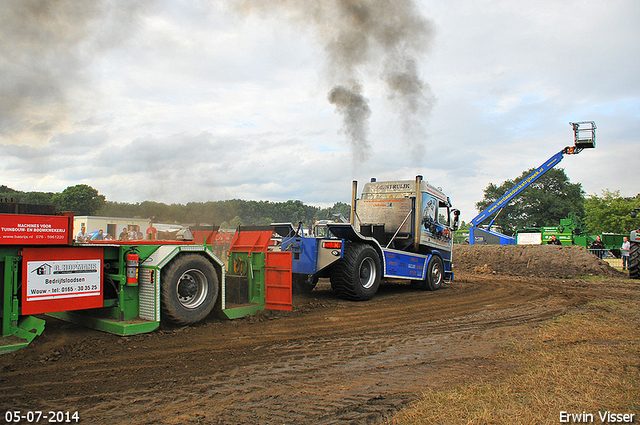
[0,214,71,245]
[21,247,103,315]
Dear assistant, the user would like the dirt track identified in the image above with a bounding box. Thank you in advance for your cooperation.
[0,246,637,424]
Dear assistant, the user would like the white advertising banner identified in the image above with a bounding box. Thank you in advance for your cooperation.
[517,233,542,245]
[26,259,101,301]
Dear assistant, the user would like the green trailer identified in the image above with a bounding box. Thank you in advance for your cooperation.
[1,204,291,354]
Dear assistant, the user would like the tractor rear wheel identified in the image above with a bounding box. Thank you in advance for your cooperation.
[629,241,639,279]
[330,243,381,301]
[161,254,219,325]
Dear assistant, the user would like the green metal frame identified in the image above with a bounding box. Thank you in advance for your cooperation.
[46,310,159,336]
[1,236,269,353]
[0,316,46,355]
[221,251,266,319]
[1,250,46,354]
[45,244,162,334]
[48,244,228,334]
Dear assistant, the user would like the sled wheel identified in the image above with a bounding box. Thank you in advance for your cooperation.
[161,254,219,325]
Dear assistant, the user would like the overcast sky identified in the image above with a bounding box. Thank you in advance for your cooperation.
[1,0,638,223]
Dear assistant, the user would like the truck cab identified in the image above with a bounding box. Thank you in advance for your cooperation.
[353,177,458,255]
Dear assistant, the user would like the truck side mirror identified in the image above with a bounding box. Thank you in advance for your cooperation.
[452,209,460,231]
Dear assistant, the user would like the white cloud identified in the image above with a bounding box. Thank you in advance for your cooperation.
[1,0,638,225]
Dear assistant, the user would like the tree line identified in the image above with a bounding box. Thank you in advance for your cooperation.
[474,168,639,235]
[2,170,638,235]
[0,184,351,229]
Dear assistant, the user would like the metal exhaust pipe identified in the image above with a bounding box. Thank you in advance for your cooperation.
[414,175,423,250]
[350,180,358,224]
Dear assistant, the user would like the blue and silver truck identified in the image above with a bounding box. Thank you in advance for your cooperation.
[274,175,460,300]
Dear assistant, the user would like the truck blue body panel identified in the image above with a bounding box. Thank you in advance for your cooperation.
[282,222,454,282]
[281,236,318,275]
[383,249,429,280]
[328,223,454,281]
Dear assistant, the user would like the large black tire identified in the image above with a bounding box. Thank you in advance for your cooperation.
[161,254,219,325]
[412,255,444,291]
[426,255,444,290]
[330,243,381,301]
[630,241,639,279]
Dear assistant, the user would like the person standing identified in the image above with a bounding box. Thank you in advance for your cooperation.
[146,222,158,240]
[590,235,605,259]
[621,236,631,270]
[548,235,562,245]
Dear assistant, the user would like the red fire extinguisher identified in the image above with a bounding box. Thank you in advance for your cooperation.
[126,249,139,285]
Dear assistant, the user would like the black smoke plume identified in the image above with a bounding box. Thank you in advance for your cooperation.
[328,83,372,162]
[236,0,435,164]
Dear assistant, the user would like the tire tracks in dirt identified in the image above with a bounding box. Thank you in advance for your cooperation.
[0,275,578,424]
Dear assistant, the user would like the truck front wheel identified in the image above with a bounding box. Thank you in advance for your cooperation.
[412,255,443,291]
[161,254,219,325]
[630,242,639,279]
[330,243,381,301]
[426,256,444,290]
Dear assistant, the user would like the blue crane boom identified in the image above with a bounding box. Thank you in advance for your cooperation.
[469,121,596,245]
[470,149,566,227]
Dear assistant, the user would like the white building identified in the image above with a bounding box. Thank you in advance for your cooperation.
[73,216,152,240]
[73,216,191,241]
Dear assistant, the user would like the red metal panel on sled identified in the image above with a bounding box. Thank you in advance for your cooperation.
[190,225,220,245]
[228,229,273,253]
[265,251,292,311]
[21,247,104,315]
[0,213,73,245]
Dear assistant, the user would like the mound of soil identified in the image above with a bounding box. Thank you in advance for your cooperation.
[454,244,624,278]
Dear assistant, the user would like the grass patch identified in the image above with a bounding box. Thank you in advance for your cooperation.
[388,300,640,424]
[575,275,611,280]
